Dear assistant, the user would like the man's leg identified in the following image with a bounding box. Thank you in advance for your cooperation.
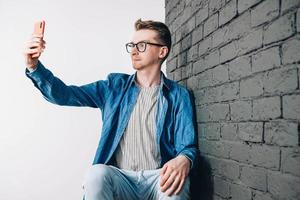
[82,164,138,200]
[142,169,190,200]
[155,176,190,200]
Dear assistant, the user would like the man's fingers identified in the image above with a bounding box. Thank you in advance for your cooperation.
[166,176,181,196]
[31,34,43,38]
[174,178,185,195]
[160,170,178,192]
[160,165,167,176]
[160,166,172,187]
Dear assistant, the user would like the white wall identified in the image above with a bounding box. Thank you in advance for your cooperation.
[0,0,165,199]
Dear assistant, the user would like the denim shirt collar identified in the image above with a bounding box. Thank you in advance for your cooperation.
[128,71,171,91]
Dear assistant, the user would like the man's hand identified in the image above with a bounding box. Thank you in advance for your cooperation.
[23,34,46,71]
[160,155,191,196]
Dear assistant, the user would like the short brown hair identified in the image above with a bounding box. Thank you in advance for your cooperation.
[134,19,172,63]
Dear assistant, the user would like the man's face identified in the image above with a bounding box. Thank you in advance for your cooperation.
[129,29,166,71]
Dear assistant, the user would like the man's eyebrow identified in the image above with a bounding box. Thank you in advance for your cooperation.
[130,40,150,43]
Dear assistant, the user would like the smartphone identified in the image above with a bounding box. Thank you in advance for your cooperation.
[32,20,45,58]
[33,20,45,37]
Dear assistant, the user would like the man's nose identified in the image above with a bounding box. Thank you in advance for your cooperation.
[131,46,139,55]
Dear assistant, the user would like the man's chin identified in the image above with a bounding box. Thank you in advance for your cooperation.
[133,64,143,70]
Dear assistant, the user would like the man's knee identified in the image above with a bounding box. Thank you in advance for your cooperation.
[83,164,113,188]
[157,177,190,200]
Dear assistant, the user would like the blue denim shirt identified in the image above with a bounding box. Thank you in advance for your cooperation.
[25,61,199,169]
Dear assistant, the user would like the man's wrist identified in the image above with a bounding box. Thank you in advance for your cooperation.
[178,154,192,168]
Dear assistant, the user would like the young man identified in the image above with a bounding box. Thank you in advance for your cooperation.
[24,19,198,200]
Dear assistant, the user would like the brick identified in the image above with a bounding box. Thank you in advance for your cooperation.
[219,0,237,26]
[193,57,206,74]
[283,94,300,120]
[181,34,192,51]
[230,143,280,169]
[194,89,206,105]
[240,165,267,191]
[166,57,177,73]
[282,36,300,64]
[170,42,180,59]
[220,41,239,63]
[167,71,174,80]
[209,103,231,121]
[263,66,298,94]
[212,26,228,48]
[230,143,252,163]
[250,145,280,169]
[253,96,281,120]
[173,68,182,81]
[268,171,300,200]
[192,25,203,45]
[198,70,213,88]
[211,64,229,85]
[172,14,183,33]
[204,13,218,36]
[195,3,209,25]
[220,123,239,141]
[238,122,263,142]
[230,100,252,121]
[198,140,231,158]
[198,36,212,56]
[230,183,252,200]
[202,87,219,103]
[175,17,195,43]
[228,55,251,80]
[183,63,194,79]
[227,10,251,40]
[281,147,300,177]
[264,13,295,45]
[251,0,279,27]
[265,120,299,146]
[240,74,264,98]
[281,0,300,12]
[197,103,230,122]
[252,46,281,73]
[238,28,263,55]
[197,105,209,122]
[252,191,273,200]
[209,0,226,14]
[187,44,198,63]
[177,51,187,67]
[237,0,261,13]
[181,4,194,25]
[202,123,221,140]
[216,81,239,101]
[214,176,230,198]
[207,156,240,180]
[204,50,220,69]
[186,75,198,90]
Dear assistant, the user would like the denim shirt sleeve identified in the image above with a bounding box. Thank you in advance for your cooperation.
[25,61,110,109]
[174,88,199,170]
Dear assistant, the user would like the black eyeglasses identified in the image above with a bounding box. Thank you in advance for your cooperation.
[125,41,166,53]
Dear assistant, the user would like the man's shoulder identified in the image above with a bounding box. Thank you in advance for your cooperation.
[104,72,133,89]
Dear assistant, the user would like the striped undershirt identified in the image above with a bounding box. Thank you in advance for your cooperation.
[115,83,161,171]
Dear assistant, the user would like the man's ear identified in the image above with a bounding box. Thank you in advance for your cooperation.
[159,47,168,59]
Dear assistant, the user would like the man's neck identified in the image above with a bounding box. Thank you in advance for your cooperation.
[135,67,161,88]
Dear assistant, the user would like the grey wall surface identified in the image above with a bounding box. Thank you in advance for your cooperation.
[165,0,300,199]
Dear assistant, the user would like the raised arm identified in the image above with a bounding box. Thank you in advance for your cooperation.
[24,34,109,109]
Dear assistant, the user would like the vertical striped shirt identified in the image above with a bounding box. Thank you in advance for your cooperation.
[115,83,161,171]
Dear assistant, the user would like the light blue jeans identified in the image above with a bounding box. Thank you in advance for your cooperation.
[82,164,190,200]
